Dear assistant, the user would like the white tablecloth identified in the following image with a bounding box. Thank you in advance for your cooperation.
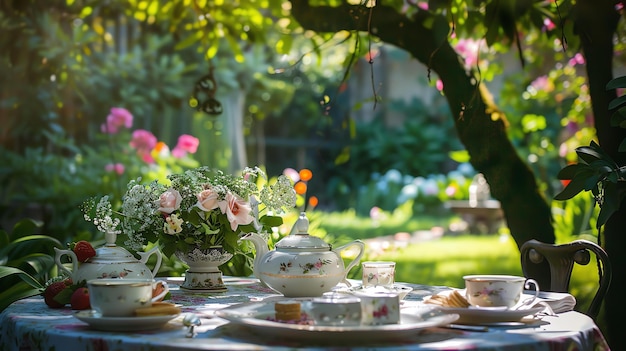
[0,277,610,351]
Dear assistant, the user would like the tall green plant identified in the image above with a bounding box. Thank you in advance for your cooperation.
[0,219,64,312]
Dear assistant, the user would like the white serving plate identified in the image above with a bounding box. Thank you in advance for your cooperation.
[215,301,458,342]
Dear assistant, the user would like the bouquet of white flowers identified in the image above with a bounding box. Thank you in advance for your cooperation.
[83,166,296,257]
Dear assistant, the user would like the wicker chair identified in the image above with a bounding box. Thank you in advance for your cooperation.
[520,239,611,319]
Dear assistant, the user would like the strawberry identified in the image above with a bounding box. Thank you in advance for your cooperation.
[70,287,91,310]
[43,280,69,308]
[71,241,96,262]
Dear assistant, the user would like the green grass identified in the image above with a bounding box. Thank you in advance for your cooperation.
[369,235,523,288]
[341,234,522,287]
[315,206,454,240]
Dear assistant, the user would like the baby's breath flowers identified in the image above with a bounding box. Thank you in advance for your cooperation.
[82,166,296,257]
[81,196,120,234]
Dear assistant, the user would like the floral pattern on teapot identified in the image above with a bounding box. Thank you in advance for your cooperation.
[96,268,141,279]
[278,258,333,274]
[301,258,332,274]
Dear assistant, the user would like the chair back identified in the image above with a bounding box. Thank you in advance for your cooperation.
[520,239,611,319]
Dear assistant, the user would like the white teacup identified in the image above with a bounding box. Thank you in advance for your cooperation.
[362,261,396,288]
[463,275,539,308]
[87,279,169,317]
[354,291,400,325]
[308,294,362,326]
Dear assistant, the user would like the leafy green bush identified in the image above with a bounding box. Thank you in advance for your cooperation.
[315,206,453,241]
[318,97,464,212]
[0,219,64,312]
[0,143,99,242]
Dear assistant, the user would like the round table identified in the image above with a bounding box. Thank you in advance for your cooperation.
[0,277,610,351]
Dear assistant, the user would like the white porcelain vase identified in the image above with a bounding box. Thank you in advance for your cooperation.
[175,246,233,293]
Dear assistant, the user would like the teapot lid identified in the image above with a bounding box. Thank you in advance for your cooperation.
[275,212,331,250]
[90,231,139,263]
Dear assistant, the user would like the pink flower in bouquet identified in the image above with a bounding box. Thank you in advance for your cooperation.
[101,107,133,134]
[172,134,200,158]
[219,192,255,231]
[196,188,219,211]
[158,189,182,214]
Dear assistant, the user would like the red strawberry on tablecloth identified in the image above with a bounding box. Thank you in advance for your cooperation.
[70,287,91,310]
[71,240,96,262]
[43,278,73,308]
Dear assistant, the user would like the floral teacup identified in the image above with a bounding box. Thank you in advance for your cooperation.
[88,279,169,317]
[463,275,539,308]
[361,261,396,288]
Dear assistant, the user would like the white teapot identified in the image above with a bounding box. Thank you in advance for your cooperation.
[241,212,365,297]
[54,231,162,283]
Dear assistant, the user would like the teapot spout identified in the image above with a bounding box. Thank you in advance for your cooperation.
[240,233,269,284]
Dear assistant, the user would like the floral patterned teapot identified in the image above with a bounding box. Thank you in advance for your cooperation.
[54,231,163,283]
[241,212,365,297]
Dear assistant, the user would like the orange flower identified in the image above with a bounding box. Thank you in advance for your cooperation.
[308,196,319,208]
[294,181,307,195]
[299,169,313,182]
[154,141,168,152]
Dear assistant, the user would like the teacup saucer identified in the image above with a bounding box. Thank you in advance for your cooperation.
[437,305,544,325]
[336,284,413,300]
[74,310,180,331]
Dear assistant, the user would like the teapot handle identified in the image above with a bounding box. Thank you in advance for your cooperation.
[138,246,163,278]
[54,247,77,280]
[333,239,365,287]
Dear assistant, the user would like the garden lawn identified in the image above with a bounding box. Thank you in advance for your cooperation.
[363,234,523,288]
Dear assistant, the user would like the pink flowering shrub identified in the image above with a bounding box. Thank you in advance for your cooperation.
[101,107,133,134]
[454,38,485,69]
[104,163,125,175]
[172,134,200,158]
[129,129,158,164]
[98,107,200,180]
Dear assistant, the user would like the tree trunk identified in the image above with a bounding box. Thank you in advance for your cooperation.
[289,1,555,248]
[574,0,624,348]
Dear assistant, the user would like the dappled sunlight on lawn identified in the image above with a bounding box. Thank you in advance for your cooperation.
[351,234,523,288]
